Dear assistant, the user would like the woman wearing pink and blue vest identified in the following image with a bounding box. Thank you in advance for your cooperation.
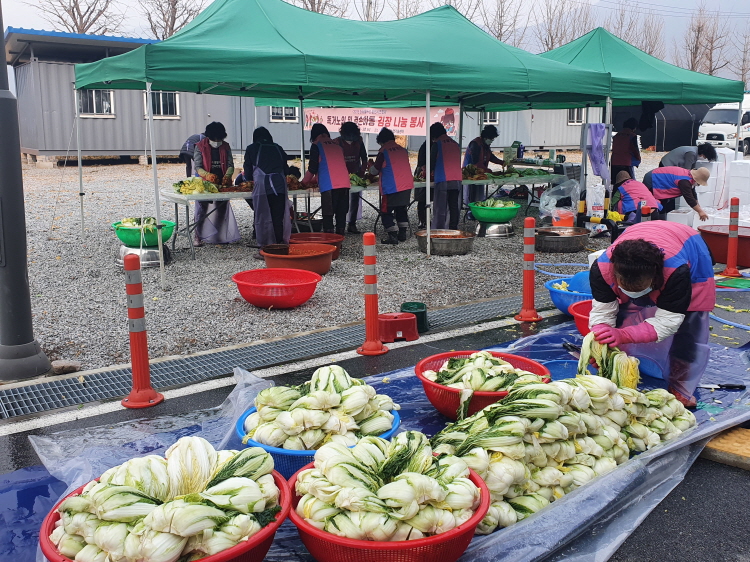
[613,171,662,223]
[463,125,504,208]
[304,124,351,234]
[589,222,716,407]
[369,128,414,245]
[192,122,240,245]
[642,166,710,221]
[428,122,463,230]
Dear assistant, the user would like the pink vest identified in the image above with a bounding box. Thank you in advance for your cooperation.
[335,137,366,174]
[617,179,662,214]
[315,136,351,192]
[377,141,414,195]
[650,166,693,200]
[462,137,492,168]
[196,138,231,177]
[434,135,462,183]
[596,222,715,312]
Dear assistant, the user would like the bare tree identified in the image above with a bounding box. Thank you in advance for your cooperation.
[532,0,594,53]
[428,0,481,23]
[480,0,527,47]
[602,1,665,59]
[701,11,732,76]
[637,12,666,59]
[35,0,124,35]
[732,26,750,87]
[673,2,732,75]
[672,5,708,71]
[138,0,205,40]
[354,0,385,20]
[388,0,421,19]
[288,0,348,17]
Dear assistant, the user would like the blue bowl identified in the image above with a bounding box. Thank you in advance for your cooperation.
[545,275,593,316]
[235,407,401,479]
[542,359,581,380]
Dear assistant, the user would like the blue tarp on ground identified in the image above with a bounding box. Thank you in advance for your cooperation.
[8,321,750,562]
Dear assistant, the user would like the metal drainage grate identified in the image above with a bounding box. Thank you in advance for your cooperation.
[0,293,554,419]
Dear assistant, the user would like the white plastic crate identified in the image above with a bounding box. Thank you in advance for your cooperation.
[667,209,696,228]
[698,191,714,208]
[729,160,750,178]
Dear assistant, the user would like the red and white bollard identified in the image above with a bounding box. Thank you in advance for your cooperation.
[721,197,741,277]
[515,217,543,322]
[122,254,164,408]
[357,233,388,356]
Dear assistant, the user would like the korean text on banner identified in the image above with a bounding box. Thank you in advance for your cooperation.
[304,106,460,137]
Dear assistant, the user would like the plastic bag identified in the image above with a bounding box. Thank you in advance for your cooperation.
[540,180,580,226]
[585,182,608,236]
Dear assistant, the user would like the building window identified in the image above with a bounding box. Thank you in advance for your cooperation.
[568,107,584,125]
[78,89,114,117]
[484,112,499,125]
[270,106,298,123]
[144,91,180,119]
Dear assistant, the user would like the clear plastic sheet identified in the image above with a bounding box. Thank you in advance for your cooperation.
[30,322,750,562]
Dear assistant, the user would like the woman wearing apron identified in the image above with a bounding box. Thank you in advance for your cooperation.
[368,127,414,245]
[243,127,292,258]
[303,124,351,234]
[193,122,240,245]
[589,222,716,407]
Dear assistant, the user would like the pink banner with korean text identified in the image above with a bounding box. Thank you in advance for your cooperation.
[304,106,460,138]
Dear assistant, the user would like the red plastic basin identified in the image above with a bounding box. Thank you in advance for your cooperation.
[414,351,551,420]
[288,463,490,562]
[261,243,336,275]
[699,225,750,268]
[289,233,344,260]
[569,299,593,336]
[40,471,291,562]
[232,268,322,309]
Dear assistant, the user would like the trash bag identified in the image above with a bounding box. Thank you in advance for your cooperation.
[540,179,580,225]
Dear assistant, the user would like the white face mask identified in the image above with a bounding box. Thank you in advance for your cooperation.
[484,138,493,145]
[619,286,652,299]
[209,140,222,148]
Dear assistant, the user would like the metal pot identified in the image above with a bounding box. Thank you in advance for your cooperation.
[475,222,515,238]
[415,230,476,256]
[116,245,172,268]
[535,227,590,253]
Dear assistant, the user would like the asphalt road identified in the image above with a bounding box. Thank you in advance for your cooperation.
[2,316,748,561]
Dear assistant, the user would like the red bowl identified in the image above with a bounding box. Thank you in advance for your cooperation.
[40,471,291,562]
[261,243,336,275]
[289,233,345,260]
[288,463,490,562]
[414,351,552,420]
[568,299,593,336]
[232,268,322,309]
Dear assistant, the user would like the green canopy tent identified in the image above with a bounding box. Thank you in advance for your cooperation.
[74,0,613,263]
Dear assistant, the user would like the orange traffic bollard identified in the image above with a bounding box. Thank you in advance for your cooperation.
[357,232,388,356]
[721,197,741,277]
[122,254,164,408]
[515,217,543,323]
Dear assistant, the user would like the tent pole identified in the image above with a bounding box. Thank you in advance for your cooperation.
[458,100,464,152]
[74,89,84,237]
[736,102,743,160]
[146,82,166,291]
[605,96,612,126]
[299,97,306,174]
[581,105,590,192]
[426,90,431,257]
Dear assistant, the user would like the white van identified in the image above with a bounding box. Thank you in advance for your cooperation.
[697,93,750,154]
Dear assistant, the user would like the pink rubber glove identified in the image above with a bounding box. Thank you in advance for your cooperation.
[593,323,658,347]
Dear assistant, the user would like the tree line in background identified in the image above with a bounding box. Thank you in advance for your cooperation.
[33,0,750,85]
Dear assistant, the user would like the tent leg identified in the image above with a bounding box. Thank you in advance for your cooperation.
[581,105,590,190]
[146,82,167,291]
[605,96,612,126]
[458,100,464,153]
[736,104,743,160]
[74,89,84,238]
[426,90,431,257]
[299,97,306,173]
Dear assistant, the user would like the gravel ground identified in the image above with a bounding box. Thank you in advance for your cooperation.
[22,154,667,370]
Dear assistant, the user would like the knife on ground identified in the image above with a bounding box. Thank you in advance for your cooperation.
[697,383,746,390]
[562,342,581,359]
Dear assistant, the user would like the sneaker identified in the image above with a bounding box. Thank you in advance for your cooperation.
[347,223,360,234]
[417,223,426,231]
[398,228,407,242]
[381,232,399,245]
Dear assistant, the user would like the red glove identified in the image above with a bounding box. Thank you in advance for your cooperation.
[592,323,658,347]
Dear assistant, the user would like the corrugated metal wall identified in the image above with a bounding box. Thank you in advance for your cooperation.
[15,62,40,152]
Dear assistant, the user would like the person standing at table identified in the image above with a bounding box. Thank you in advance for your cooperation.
[179,133,203,178]
[335,121,368,234]
[193,122,240,245]
[244,127,292,258]
[368,127,414,245]
[429,122,463,230]
[659,143,717,169]
[642,166,710,222]
[610,117,641,182]
[304,124,351,235]
[463,125,505,209]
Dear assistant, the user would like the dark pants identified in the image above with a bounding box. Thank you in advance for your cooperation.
[267,192,288,243]
[181,154,193,178]
[321,188,350,232]
[349,191,360,224]
[381,191,410,231]
[414,187,433,226]
[467,184,485,203]
[652,197,675,221]
[434,188,461,230]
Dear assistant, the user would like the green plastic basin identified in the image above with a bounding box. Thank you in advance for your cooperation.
[469,202,521,223]
[112,220,175,248]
